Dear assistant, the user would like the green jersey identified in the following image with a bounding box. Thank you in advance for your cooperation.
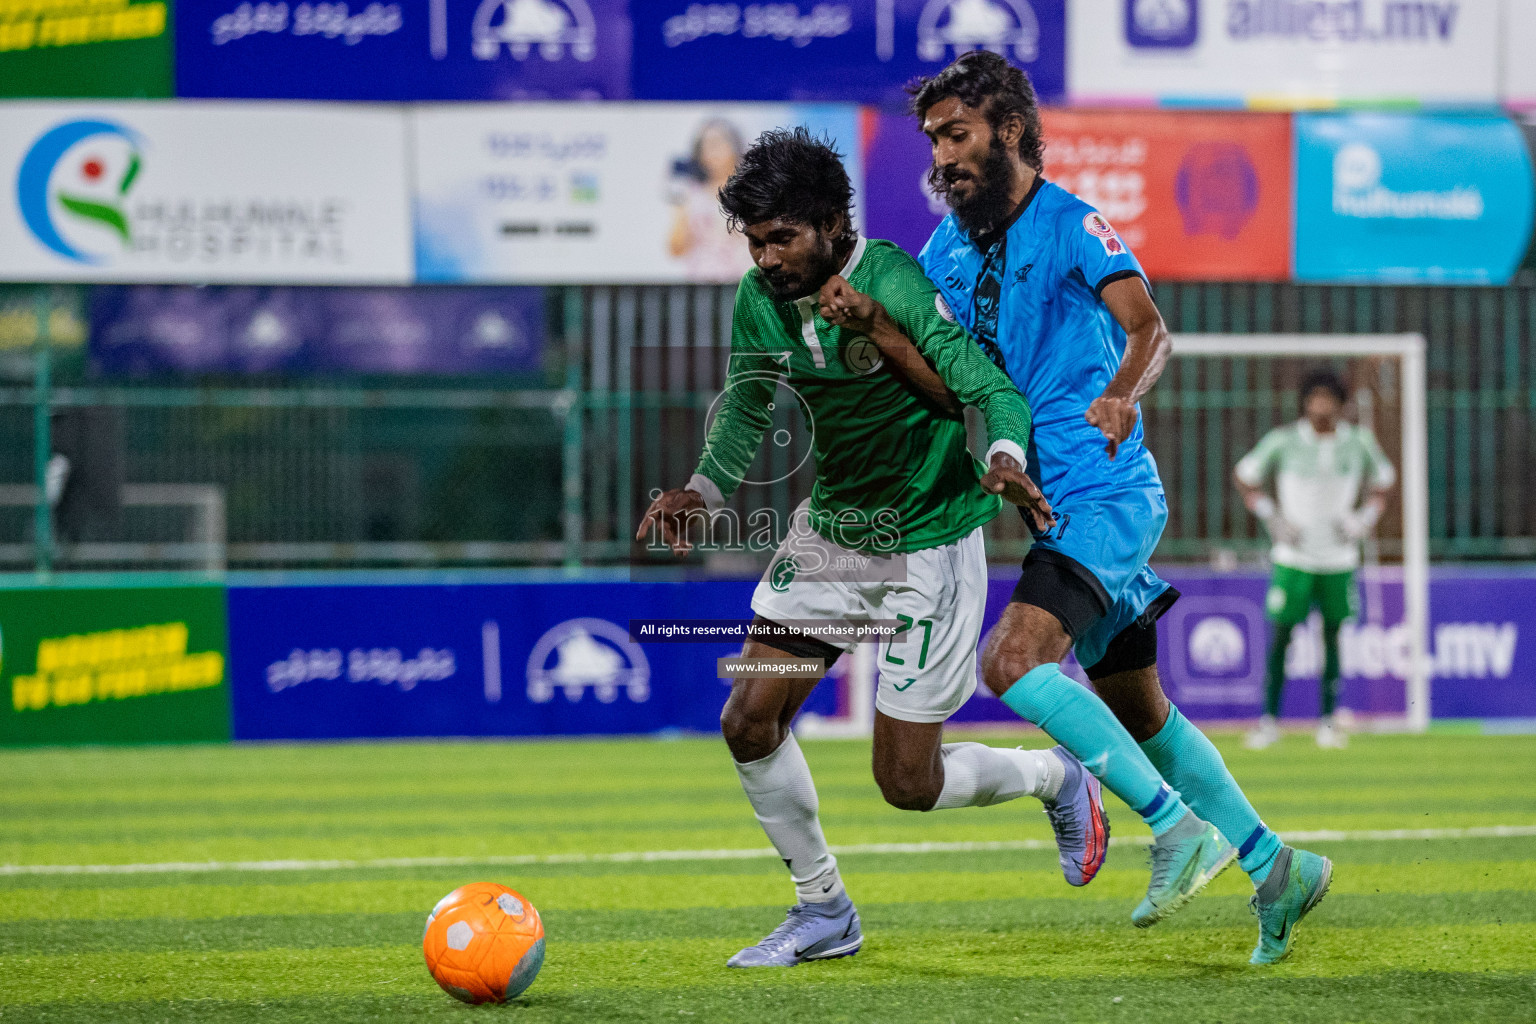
[692,236,1033,553]
[1236,418,1396,572]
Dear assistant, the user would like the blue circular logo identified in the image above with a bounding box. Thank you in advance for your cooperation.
[17,119,143,265]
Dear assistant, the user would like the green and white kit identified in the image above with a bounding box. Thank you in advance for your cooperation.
[688,236,1032,723]
[1236,418,1396,623]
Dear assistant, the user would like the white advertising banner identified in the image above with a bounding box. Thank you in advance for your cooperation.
[412,103,864,284]
[1068,0,1499,107]
[1504,0,1536,108]
[0,103,412,283]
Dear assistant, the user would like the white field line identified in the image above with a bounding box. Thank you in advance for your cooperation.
[3,825,1534,878]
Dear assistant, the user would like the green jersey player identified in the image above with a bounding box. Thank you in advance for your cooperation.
[1235,367,1396,750]
[636,128,1107,968]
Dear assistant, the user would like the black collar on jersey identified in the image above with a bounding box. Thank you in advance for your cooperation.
[967,173,1046,251]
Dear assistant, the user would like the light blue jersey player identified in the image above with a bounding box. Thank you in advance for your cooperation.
[909,52,1332,965]
[923,173,1170,673]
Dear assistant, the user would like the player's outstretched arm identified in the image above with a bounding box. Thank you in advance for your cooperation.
[1088,276,1172,459]
[635,487,706,557]
[636,286,777,558]
[981,451,1055,532]
[818,274,961,414]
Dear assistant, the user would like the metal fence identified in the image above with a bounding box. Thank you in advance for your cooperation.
[4,281,1534,572]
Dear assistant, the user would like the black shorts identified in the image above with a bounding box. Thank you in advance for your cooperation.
[1008,549,1179,680]
[1009,548,1110,641]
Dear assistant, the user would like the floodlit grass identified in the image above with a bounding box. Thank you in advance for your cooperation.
[1,732,1534,1022]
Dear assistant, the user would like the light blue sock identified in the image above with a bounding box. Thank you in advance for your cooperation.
[1140,704,1283,884]
[1002,664,1191,836]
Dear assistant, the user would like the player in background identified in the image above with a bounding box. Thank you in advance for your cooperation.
[637,128,1107,969]
[910,52,1330,964]
[1236,367,1397,750]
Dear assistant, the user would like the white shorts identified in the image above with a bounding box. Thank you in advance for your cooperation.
[750,502,987,724]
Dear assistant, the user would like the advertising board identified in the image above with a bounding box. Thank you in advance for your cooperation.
[1068,0,1499,108]
[0,585,231,746]
[862,108,1291,280]
[226,581,839,739]
[227,569,1532,740]
[632,0,1064,105]
[175,0,629,100]
[1502,0,1536,110]
[0,0,172,98]
[949,569,1534,726]
[413,102,861,283]
[89,285,545,375]
[0,103,414,284]
[1293,113,1534,284]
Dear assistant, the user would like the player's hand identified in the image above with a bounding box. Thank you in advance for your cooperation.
[818,275,885,336]
[1085,394,1139,459]
[1266,516,1302,546]
[634,488,705,557]
[1335,512,1368,542]
[980,452,1056,532]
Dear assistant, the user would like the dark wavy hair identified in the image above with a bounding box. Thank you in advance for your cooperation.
[717,126,854,235]
[906,50,1045,173]
[1300,366,1348,407]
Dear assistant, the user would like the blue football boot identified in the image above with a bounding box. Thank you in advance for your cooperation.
[726,892,863,967]
[1042,745,1109,886]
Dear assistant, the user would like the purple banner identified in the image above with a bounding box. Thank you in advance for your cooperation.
[949,568,1536,724]
[861,110,946,260]
[90,286,545,376]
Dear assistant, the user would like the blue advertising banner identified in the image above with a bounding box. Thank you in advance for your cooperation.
[176,0,630,100]
[1294,113,1535,284]
[227,569,1533,740]
[632,0,1065,105]
[90,286,545,376]
[226,581,838,740]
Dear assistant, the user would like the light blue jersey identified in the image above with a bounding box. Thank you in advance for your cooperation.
[919,177,1171,667]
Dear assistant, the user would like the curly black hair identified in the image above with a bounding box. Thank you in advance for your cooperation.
[717,126,854,235]
[1300,366,1348,407]
[906,50,1045,173]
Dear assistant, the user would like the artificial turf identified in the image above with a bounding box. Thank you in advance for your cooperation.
[1,732,1534,1022]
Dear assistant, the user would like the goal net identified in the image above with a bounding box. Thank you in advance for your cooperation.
[799,333,1430,738]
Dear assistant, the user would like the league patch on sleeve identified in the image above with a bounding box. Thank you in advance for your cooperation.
[1083,212,1126,256]
[935,293,956,323]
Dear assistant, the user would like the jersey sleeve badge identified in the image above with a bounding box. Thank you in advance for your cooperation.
[1083,211,1127,255]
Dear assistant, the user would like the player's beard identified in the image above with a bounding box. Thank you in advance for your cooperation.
[762,233,843,301]
[930,134,1016,239]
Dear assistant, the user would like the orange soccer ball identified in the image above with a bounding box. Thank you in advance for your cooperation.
[422,882,546,1004]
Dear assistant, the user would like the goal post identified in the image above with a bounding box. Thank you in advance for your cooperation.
[1168,333,1431,733]
[795,332,1432,739]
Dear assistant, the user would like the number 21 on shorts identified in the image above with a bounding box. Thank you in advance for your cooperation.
[885,615,933,670]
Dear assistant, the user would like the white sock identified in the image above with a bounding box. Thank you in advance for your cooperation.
[932,743,1065,810]
[733,733,844,903]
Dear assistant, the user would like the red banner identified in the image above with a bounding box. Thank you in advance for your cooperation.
[1040,111,1292,282]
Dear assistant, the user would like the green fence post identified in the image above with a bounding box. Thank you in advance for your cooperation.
[563,289,586,569]
[32,289,53,581]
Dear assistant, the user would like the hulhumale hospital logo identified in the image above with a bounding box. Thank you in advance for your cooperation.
[16,119,144,265]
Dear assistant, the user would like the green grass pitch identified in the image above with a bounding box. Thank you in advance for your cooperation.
[2,731,1534,1023]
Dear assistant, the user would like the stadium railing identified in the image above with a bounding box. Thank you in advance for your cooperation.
[2,280,1533,573]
